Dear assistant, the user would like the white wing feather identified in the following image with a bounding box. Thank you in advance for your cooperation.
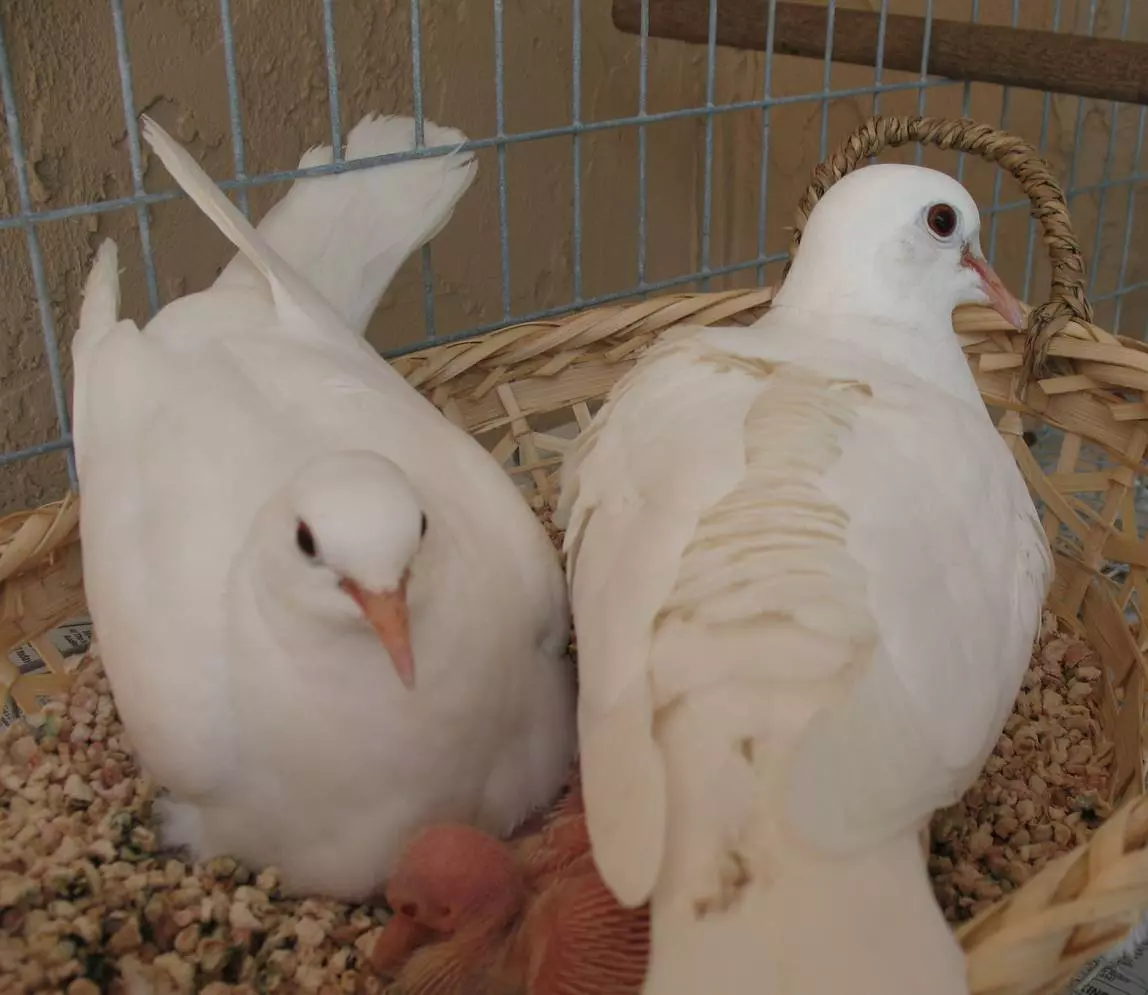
[561,321,1052,913]
[560,333,776,906]
[784,370,1052,849]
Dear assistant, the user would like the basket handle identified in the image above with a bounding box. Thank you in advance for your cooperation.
[784,115,1093,383]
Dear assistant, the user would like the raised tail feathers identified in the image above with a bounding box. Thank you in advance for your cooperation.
[76,239,122,349]
[71,239,126,470]
[140,116,278,290]
[214,112,477,338]
[139,115,346,336]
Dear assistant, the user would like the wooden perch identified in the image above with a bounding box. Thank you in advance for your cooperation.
[612,0,1148,106]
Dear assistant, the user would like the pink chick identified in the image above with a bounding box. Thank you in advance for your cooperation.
[370,769,650,995]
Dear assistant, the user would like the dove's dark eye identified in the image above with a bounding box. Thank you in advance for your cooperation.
[420,512,428,538]
[926,203,958,239]
[295,520,318,559]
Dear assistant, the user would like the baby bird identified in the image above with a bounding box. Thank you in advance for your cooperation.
[371,768,650,995]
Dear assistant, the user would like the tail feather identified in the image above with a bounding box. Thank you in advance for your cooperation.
[75,239,122,354]
[214,112,477,337]
[139,115,346,336]
[72,239,124,466]
[298,144,335,171]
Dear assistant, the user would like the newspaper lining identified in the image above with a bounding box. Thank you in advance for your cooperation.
[1068,915,1148,995]
[0,615,93,729]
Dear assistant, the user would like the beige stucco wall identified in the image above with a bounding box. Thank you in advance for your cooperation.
[1,0,1145,513]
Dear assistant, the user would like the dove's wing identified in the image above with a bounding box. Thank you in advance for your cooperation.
[558,331,776,907]
[560,321,1051,912]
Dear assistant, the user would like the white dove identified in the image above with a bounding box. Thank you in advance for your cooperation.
[72,112,576,902]
[557,163,1052,995]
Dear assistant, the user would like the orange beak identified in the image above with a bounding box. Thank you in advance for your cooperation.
[962,247,1026,330]
[340,576,416,690]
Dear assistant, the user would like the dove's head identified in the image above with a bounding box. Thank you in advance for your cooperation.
[259,450,428,690]
[776,163,1024,331]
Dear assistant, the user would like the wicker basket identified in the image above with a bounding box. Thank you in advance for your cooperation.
[3,115,1148,995]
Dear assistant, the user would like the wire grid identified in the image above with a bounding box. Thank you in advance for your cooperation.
[0,0,1145,492]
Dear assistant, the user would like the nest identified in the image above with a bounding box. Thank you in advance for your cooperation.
[0,572,1118,995]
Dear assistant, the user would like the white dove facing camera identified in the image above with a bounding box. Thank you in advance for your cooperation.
[71,112,577,903]
[559,163,1051,995]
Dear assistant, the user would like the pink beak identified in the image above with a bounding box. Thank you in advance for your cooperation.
[962,247,1026,330]
[340,576,416,690]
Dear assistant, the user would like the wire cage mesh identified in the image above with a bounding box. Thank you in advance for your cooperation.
[1,0,1147,514]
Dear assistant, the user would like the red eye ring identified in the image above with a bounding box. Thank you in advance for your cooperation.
[927,203,958,238]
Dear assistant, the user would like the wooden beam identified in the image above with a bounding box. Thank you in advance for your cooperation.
[612,0,1148,107]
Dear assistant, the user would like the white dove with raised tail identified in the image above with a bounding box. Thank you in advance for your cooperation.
[72,112,576,902]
